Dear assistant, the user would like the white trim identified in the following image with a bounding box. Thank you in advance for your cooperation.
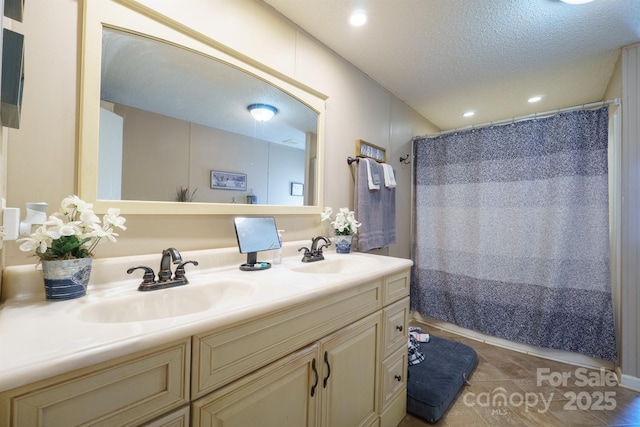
[412,312,616,371]
[620,374,640,392]
[608,104,622,365]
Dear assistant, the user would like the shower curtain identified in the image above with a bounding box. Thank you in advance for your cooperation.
[411,107,617,361]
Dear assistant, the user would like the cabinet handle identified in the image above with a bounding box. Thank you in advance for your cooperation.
[323,351,331,388]
[395,375,402,381]
[311,358,318,397]
[396,325,403,332]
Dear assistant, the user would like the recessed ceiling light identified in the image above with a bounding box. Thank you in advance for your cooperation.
[349,10,368,26]
[463,111,475,118]
[559,0,594,4]
[528,96,542,103]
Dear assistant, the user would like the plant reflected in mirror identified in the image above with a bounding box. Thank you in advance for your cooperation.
[175,186,198,203]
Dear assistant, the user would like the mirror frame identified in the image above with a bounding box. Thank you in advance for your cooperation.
[78,0,327,215]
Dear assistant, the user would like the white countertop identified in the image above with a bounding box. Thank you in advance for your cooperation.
[0,243,412,392]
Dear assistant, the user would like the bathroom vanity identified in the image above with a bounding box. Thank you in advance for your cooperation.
[0,244,411,426]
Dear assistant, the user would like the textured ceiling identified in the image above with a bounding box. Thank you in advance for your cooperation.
[262,0,640,131]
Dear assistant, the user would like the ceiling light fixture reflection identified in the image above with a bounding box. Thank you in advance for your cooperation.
[528,96,542,103]
[463,111,475,118]
[248,103,278,122]
[349,10,368,26]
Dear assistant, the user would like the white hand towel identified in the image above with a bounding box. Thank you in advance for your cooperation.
[382,163,396,188]
[363,158,380,190]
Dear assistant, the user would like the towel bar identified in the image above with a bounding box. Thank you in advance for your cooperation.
[347,156,360,165]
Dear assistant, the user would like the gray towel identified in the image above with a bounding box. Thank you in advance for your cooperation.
[354,159,396,251]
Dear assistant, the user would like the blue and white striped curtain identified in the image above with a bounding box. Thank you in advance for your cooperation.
[411,107,617,361]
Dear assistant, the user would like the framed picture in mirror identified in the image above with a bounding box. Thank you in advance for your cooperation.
[291,182,304,196]
[211,170,247,191]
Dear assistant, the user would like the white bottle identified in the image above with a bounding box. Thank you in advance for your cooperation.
[273,229,284,264]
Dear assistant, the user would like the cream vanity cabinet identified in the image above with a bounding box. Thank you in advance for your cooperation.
[0,267,410,427]
[192,312,382,427]
[191,270,410,427]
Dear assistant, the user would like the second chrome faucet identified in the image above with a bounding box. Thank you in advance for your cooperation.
[298,236,331,262]
[128,247,199,291]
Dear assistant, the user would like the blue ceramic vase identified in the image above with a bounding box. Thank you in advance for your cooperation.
[41,258,92,301]
[334,235,353,254]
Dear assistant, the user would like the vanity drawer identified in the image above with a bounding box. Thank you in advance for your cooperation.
[192,278,382,399]
[383,269,410,304]
[382,297,409,358]
[0,339,190,427]
[380,346,407,411]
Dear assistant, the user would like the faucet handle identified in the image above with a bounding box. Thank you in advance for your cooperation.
[298,246,311,255]
[316,241,332,253]
[299,246,316,262]
[174,260,199,281]
[127,266,157,290]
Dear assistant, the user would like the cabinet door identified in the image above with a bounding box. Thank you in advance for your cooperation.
[319,312,382,427]
[192,344,320,427]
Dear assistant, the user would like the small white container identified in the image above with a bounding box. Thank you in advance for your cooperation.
[273,230,284,264]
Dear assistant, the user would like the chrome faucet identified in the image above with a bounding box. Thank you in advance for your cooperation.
[299,236,331,262]
[127,247,199,291]
[311,236,331,253]
[158,247,182,282]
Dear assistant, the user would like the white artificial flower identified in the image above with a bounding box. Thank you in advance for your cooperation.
[18,195,126,261]
[320,206,361,236]
[61,195,93,214]
[17,225,51,255]
[320,207,333,222]
[103,208,127,230]
[79,209,101,226]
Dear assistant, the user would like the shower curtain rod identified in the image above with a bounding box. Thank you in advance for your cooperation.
[416,98,620,139]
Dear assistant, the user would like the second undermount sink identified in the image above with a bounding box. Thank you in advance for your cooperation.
[287,255,376,275]
[76,279,256,323]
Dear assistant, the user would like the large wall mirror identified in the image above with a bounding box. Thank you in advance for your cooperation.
[79,0,326,215]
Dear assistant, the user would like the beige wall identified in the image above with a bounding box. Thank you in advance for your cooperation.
[116,105,305,205]
[2,0,436,266]
[118,106,191,202]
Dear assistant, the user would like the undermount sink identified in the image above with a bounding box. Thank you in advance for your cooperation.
[287,256,376,275]
[76,279,256,323]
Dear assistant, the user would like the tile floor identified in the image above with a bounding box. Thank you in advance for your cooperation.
[399,323,640,427]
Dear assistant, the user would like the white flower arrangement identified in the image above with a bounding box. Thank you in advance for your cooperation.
[17,195,127,261]
[321,207,361,236]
